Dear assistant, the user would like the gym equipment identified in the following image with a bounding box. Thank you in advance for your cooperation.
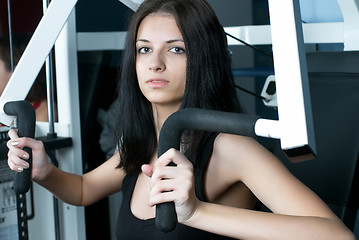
[156,109,261,232]
[3,101,35,240]
[4,0,357,237]
[4,101,35,194]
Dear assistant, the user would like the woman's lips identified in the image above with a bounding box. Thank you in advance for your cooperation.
[146,79,169,88]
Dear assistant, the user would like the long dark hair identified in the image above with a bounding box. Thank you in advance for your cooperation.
[115,0,242,174]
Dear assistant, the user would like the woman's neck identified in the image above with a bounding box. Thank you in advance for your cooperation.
[152,103,181,138]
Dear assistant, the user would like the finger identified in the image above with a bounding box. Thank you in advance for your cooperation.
[141,164,154,178]
[149,186,191,207]
[8,128,19,140]
[156,148,192,168]
[8,151,30,172]
[150,170,192,194]
[8,158,24,172]
[152,164,193,183]
[149,190,176,207]
[151,165,178,182]
[6,140,30,159]
[7,136,43,150]
[151,177,176,194]
[151,165,194,190]
[156,148,178,167]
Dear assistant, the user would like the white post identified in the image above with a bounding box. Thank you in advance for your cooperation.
[268,0,316,161]
[54,10,86,240]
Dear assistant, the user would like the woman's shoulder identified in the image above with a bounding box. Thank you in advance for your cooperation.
[212,133,262,160]
[211,133,279,181]
[214,133,257,146]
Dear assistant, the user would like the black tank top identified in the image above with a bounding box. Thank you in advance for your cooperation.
[116,134,236,239]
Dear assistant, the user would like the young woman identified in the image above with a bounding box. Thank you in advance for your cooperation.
[7,0,355,239]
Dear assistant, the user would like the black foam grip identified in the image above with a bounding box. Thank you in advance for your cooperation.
[156,108,259,232]
[4,101,36,194]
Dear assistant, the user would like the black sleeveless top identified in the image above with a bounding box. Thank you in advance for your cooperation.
[116,134,236,240]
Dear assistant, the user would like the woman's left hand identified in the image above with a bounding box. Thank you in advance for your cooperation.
[142,148,199,223]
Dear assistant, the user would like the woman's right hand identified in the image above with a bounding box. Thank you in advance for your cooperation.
[7,128,51,182]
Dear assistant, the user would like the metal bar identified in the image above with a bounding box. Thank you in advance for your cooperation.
[43,0,57,136]
[43,3,59,240]
[268,0,316,161]
[54,10,86,240]
[45,53,56,135]
[7,0,14,72]
[225,22,345,46]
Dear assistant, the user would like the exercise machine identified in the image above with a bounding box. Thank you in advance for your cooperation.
[0,0,357,238]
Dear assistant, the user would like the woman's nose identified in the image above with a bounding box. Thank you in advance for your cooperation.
[149,53,165,72]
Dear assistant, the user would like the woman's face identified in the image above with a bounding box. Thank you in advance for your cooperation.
[136,13,186,109]
[0,59,11,96]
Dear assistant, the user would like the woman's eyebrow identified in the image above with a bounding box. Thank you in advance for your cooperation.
[136,39,184,44]
[136,39,150,43]
[166,39,184,43]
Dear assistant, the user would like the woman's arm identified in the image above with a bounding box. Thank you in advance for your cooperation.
[36,152,124,206]
[184,133,354,240]
[7,129,125,206]
[145,134,355,240]
[186,201,354,240]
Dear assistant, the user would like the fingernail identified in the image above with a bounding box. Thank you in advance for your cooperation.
[11,141,18,146]
[23,162,29,168]
[17,167,23,172]
[22,154,29,160]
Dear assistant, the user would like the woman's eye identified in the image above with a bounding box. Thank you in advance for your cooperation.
[138,47,151,54]
[170,47,185,54]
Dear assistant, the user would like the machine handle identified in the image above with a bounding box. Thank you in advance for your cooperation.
[156,108,259,232]
[4,100,36,194]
